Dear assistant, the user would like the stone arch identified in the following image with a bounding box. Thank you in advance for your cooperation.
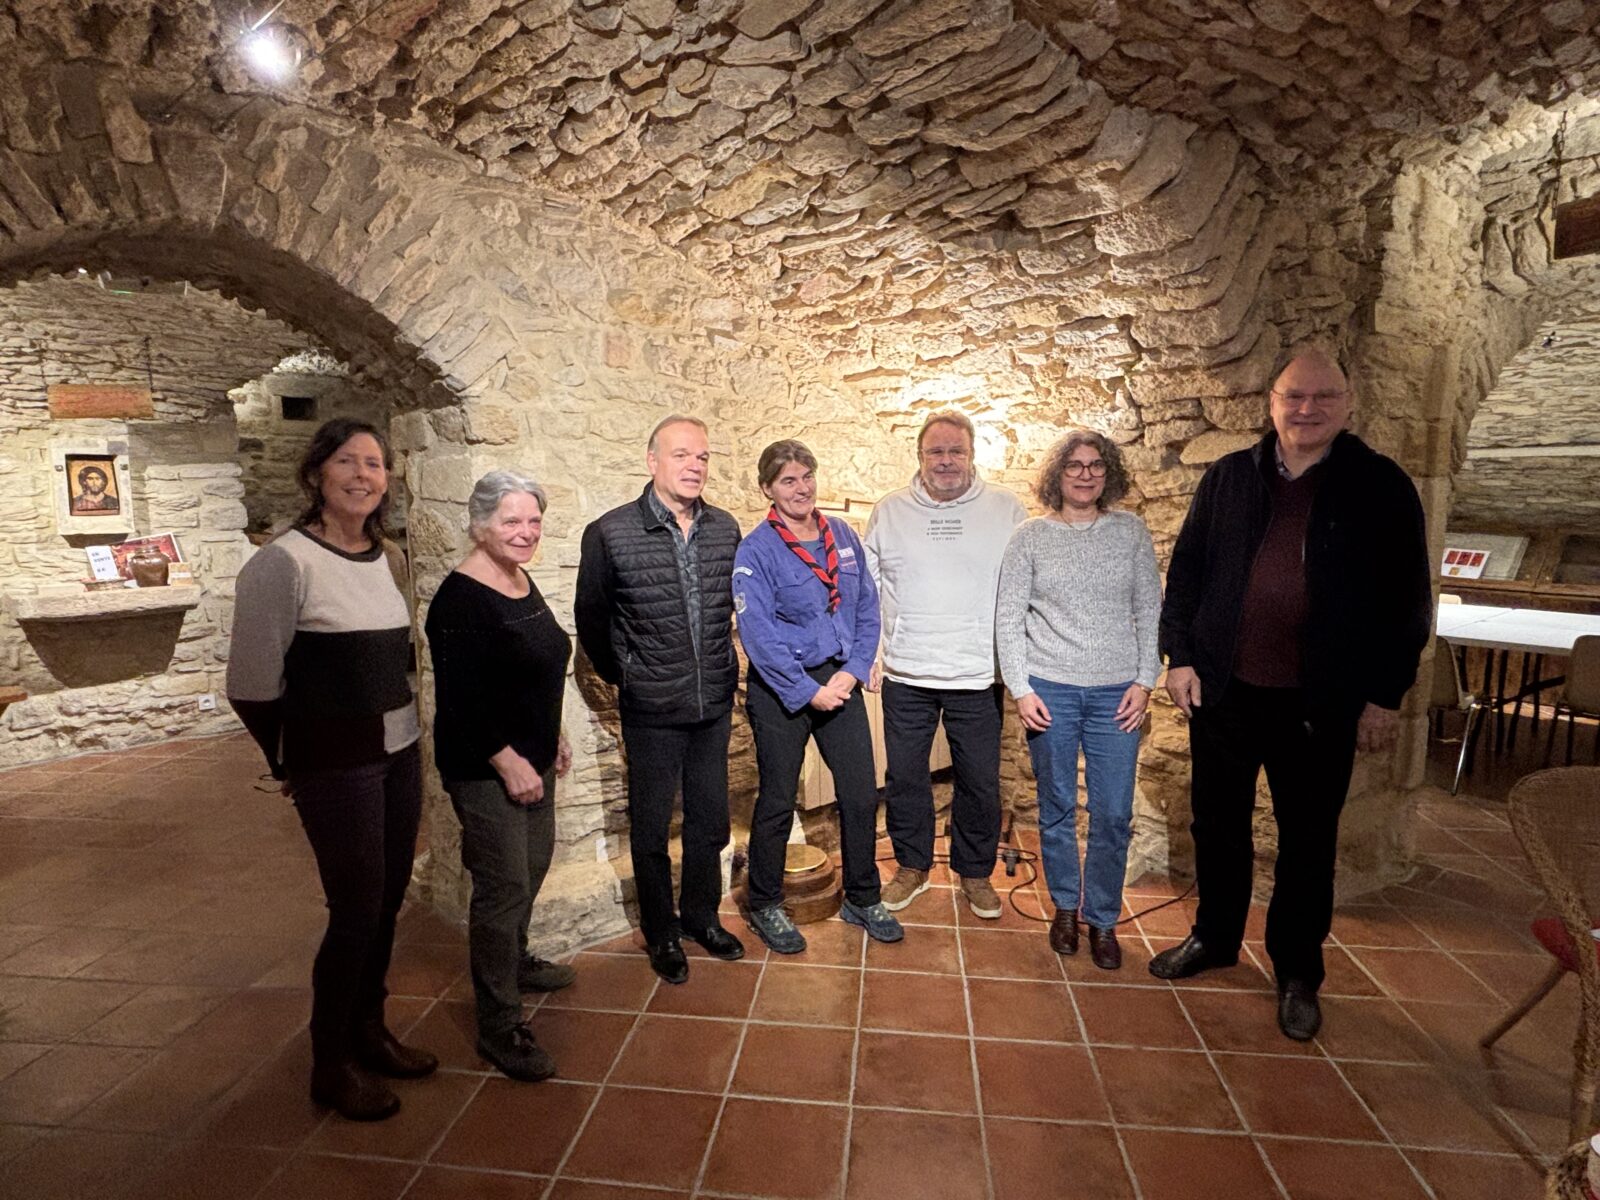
[0,63,876,947]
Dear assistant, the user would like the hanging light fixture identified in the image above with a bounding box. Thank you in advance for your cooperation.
[240,1,297,81]
[241,26,299,81]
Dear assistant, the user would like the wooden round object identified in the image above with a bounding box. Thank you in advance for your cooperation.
[781,843,842,924]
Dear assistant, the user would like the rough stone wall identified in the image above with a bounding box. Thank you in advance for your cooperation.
[6,41,1586,945]
[0,275,312,766]
[231,353,397,535]
[1451,317,1600,531]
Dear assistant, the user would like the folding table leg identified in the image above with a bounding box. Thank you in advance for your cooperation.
[1506,652,1532,751]
[1493,650,1510,752]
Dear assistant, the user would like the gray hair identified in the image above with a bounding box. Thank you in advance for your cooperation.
[647,413,709,453]
[917,409,976,452]
[467,470,548,536]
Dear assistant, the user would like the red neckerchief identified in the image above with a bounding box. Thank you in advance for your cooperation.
[766,506,840,612]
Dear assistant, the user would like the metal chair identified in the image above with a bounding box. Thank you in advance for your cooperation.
[1428,638,1483,795]
[1480,767,1600,1145]
[1547,636,1600,766]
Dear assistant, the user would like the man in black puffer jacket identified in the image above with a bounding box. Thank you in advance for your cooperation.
[1152,349,1432,1043]
[576,415,746,983]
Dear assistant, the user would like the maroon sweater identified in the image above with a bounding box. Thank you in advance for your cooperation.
[1232,467,1323,688]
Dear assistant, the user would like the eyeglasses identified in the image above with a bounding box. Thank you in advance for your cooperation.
[1271,389,1347,407]
[1063,460,1107,478]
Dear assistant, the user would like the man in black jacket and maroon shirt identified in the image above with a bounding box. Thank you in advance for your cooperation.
[1152,348,1432,1042]
[575,414,746,984]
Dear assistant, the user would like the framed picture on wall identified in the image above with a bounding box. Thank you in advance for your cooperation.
[51,440,134,536]
[66,455,122,516]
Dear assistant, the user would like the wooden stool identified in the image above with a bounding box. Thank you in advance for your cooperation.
[730,843,842,924]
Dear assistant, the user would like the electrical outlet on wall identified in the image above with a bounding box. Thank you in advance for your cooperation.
[197,694,217,711]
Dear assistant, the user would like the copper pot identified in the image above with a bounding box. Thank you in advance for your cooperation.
[126,547,170,587]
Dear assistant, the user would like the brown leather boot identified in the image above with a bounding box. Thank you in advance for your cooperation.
[354,1021,439,1080]
[310,1060,400,1121]
[1088,925,1122,971]
[1049,910,1079,956]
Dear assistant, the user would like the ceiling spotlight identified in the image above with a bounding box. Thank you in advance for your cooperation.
[242,27,298,81]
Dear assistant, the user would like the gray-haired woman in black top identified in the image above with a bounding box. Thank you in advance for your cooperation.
[425,470,574,1083]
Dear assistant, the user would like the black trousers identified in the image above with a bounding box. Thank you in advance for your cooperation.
[290,742,423,1065]
[448,769,556,1037]
[881,680,1004,879]
[621,711,732,945]
[1188,679,1360,990]
[745,664,881,912]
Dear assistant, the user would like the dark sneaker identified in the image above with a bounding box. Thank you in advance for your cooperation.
[841,899,904,943]
[518,955,576,993]
[745,904,807,954]
[1277,980,1322,1041]
[880,867,930,912]
[476,1022,556,1082]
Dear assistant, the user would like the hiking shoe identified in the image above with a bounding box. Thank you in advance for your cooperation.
[880,866,930,912]
[477,1022,556,1082]
[841,899,904,943]
[517,955,576,993]
[745,904,807,954]
[960,876,1002,920]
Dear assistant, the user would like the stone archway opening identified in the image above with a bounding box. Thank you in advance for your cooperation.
[0,265,438,763]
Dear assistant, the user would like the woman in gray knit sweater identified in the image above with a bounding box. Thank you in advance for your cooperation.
[996,430,1162,970]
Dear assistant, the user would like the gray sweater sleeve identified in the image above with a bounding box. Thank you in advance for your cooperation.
[225,543,301,703]
[995,526,1036,698]
[1132,522,1163,690]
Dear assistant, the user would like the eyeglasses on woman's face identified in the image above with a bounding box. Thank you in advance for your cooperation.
[1062,459,1108,478]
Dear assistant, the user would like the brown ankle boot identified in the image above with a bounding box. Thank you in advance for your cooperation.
[1049,910,1080,956]
[310,1060,400,1122]
[1088,925,1122,970]
[354,1021,439,1080]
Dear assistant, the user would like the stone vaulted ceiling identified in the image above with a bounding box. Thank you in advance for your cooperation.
[6,0,1600,371]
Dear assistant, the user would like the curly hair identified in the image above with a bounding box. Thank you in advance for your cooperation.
[1035,429,1130,512]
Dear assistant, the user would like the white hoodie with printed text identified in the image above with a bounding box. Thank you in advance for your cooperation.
[863,472,1028,690]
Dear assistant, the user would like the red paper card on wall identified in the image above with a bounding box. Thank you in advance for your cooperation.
[47,385,155,419]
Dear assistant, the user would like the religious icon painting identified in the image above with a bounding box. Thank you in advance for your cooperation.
[66,454,122,516]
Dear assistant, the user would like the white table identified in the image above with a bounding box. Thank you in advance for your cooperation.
[1435,603,1600,751]
[1437,604,1600,654]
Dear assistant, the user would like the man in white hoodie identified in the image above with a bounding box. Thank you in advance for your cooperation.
[864,411,1028,919]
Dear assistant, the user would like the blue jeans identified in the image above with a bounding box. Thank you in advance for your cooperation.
[1025,677,1140,929]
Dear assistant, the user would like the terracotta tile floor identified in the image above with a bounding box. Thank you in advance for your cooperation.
[0,729,1581,1198]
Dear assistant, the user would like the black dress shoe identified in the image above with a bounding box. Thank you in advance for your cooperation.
[647,934,690,984]
[682,923,745,961]
[354,1022,439,1079]
[1147,932,1239,980]
[310,1061,401,1122]
[1049,910,1080,956]
[1277,980,1322,1041]
[1088,925,1122,971]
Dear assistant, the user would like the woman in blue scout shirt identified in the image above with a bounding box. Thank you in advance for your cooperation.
[734,440,903,953]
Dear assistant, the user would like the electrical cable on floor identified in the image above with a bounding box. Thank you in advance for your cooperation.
[875,847,1197,925]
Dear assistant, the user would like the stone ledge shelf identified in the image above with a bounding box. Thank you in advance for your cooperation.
[4,585,203,623]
